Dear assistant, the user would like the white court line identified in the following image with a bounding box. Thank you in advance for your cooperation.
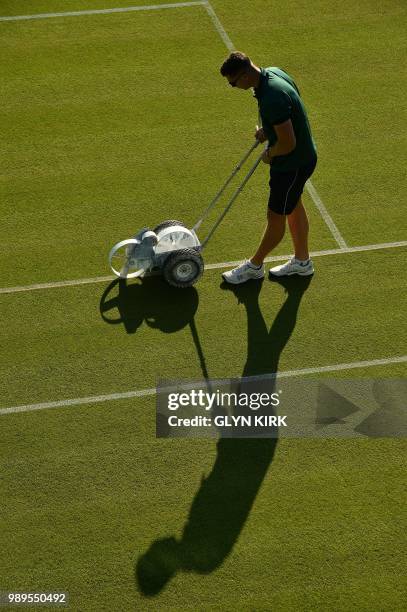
[203,1,234,52]
[1,354,406,416]
[205,240,407,270]
[306,180,348,248]
[0,2,204,22]
[0,240,406,295]
[0,275,114,295]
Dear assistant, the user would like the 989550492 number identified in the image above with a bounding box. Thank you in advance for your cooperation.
[0,592,68,606]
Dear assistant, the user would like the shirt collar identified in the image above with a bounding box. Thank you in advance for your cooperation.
[253,67,268,99]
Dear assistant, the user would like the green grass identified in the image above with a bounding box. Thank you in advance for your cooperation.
[1,403,406,611]
[1,1,406,610]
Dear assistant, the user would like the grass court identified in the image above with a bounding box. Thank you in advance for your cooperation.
[1,1,406,610]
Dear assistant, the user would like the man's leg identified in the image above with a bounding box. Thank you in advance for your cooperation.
[287,198,309,261]
[269,197,314,277]
[222,209,285,284]
[251,209,286,267]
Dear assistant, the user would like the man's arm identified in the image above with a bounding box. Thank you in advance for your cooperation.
[262,119,296,163]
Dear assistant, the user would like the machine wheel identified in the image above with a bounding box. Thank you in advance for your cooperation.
[153,220,184,234]
[109,238,145,278]
[108,237,155,279]
[163,248,204,288]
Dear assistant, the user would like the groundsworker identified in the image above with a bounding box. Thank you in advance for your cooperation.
[220,52,317,284]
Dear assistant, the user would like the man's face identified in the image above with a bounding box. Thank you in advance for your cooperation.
[226,69,251,90]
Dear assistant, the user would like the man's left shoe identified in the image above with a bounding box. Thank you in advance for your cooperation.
[222,260,265,284]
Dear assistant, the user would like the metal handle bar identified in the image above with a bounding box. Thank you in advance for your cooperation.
[192,139,261,232]
[200,148,264,249]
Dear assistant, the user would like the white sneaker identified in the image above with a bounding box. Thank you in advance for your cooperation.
[269,257,314,277]
[222,260,265,284]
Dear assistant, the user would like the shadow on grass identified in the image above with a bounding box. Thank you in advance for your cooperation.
[99,275,210,377]
[136,274,312,596]
[99,276,199,334]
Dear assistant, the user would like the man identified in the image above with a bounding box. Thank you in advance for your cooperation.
[220,52,317,284]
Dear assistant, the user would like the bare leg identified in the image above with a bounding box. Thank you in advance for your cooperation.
[250,209,286,267]
[287,198,310,261]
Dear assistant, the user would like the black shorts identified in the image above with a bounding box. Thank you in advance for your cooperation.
[268,157,317,215]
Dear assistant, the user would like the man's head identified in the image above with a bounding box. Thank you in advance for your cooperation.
[220,51,260,90]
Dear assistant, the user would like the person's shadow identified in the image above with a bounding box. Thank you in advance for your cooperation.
[136,274,312,596]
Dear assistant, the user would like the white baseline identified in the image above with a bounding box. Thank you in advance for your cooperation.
[0,240,406,295]
[1,354,406,416]
[0,2,205,22]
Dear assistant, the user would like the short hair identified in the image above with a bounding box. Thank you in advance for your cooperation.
[220,51,251,77]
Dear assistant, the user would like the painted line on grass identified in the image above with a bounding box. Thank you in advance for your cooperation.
[0,2,205,22]
[0,275,114,295]
[0,240,406,295]
[206,240,407,270]
[1,355,406,416]
[203,1,234,52]
[305,180,348,248]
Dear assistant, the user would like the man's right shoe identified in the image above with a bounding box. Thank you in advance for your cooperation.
[269,257,314,277]
[222,260,265,284]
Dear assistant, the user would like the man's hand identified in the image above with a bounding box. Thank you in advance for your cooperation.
[255,125,267,143]
[261,147,272,164]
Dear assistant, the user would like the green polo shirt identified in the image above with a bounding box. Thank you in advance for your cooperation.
[254,67,317,171]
